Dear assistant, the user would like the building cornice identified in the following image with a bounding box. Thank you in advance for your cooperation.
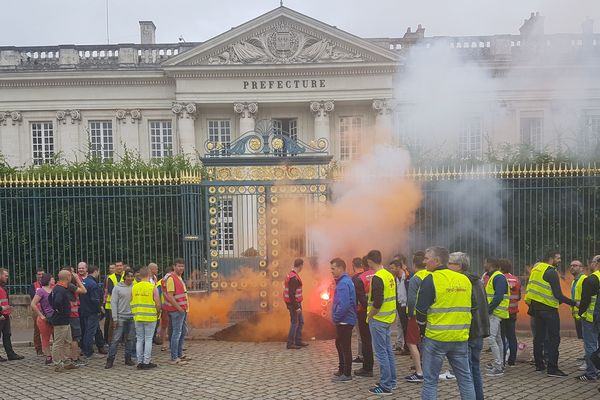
[0,70,173,88]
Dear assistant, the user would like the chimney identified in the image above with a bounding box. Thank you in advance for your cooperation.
[139,21,156,45]
[519,12,544,38]
[582,18,594,35]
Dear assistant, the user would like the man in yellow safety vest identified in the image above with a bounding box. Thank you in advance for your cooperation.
[415,246,475,400]
[525,250,576,377]
[577,256,600,381]
[366,249,397,396]
[131,266,160,370]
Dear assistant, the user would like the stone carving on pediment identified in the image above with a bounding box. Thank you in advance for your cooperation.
[206,20,365,65]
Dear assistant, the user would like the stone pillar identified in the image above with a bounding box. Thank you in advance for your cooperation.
[372,99,394,146]
[172,103,197,155]
[0,111,23,165]
[233,102,258,135]
[310,101,334,148]
[56,109,82,161]
[116,109,143,157]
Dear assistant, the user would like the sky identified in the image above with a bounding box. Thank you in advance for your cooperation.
[0,0,597,46]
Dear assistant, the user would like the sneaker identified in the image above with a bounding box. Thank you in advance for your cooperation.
[286,344,301,350]
[333,370,343,377]
[368,386,392,396]
[105,357,114,369]
[146,362,158,369]
[375,382,398,390]
[507,361,516,367]
[439,370,456,380]
[535,365,546,372]
[136,363,147,370]
[331,375,352,383]
[354,368,374,377]
[98,347,108,355]
[180,355,192,361]
[0,355,6,362]
[352,356,364,363]
[485,362,494,369]
[7,354,24,361]
[63,362,79,370]
[45,357,53,365]
[74,359,88,367]
[36,350,44,356]
[295,342,309,347]
[405,373,424,382]
[54,362,65,372]
[486,367,504,377]
[579,361,587,371]
[576,374,596,381]
[169,358,188,365]
[547,369,568,378]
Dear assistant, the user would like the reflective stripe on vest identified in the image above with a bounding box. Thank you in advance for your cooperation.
[105,272,124,310]
[426,269,472,342]
[584,271,600,323]
[525,263,559,308]
[486,270,510,319]
[572,275,586,320]
[162,274,188,312]
[283,271,303,304]
[367,268,397,324]
[131,281,158,322]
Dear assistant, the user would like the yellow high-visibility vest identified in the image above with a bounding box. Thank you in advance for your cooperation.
[525,263,559,309]
[583,271,600,323]
[426,269,472,342]
[131,281,158,323]
[367,268,397,324]
[486,270,510,319]
[105,272,124,310]
[572,274,586,320]
[409,269,431,316]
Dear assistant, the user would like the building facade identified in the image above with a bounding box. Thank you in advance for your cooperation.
[0,7,599,167]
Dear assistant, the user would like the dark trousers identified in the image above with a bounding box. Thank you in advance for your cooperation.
[0,316,17,357]
[81,313,100,357]
[287,306,304,346]
[503,314,518,364]
[335,324,354,377]
[575,318,583,339]
[397,305,408,349]
[80,315,106,350]
[103,309,113,344]
[533,309,560,372]
[357,310,374,371]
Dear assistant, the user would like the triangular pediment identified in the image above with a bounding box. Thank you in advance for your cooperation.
[163,7,398,68]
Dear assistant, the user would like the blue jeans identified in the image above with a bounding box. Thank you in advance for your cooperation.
[287,306,304,346]
[135,321,155,364]
[81,313,99,357]
[421,338,475,400]
[108,319,135,359]
[369,319,396,391]
[468,337,484,400]
[582,320,599,378]
[169,311,187,361]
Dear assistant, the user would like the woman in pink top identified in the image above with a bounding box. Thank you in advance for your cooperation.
[30,273,55,365]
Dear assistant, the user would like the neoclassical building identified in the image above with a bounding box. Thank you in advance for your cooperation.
[0,6,599,166]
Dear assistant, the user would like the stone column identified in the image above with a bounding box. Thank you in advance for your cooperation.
[0,111,23,165]
[234,102,258,135]
[372,99,394,146]
[172,103,197,155]
[56,109,82,161]
[310,101,334,148]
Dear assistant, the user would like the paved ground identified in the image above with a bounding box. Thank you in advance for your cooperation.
[0,335,596,399]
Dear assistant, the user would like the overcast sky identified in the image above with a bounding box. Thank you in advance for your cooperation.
[1,0,597,46]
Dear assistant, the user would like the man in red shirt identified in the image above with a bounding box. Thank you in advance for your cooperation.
[0,268,24,361]
[500,258,521,366]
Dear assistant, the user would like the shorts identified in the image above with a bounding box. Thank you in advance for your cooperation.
[160,310,170,328]
[70,318,82,341]
[405,317,421,346]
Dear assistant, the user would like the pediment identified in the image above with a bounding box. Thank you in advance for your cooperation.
[163,7,398,68]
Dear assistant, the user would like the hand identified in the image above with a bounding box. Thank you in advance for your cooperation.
[112,321,118,329]
[2,305,11,311]
[0,315,4,320]
[296,308,302,314]
[176,307,184,313]
[39,315,46,321]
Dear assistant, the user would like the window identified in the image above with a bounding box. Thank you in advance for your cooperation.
[89,121,113,161]
[339,116,362,161]
[31,122,54,165]
[217,199,234,253]
[207,119,231,156]
[272,118,298,156]
[459,117,482,159]
[520,116,543,151]
[149,121,173,159]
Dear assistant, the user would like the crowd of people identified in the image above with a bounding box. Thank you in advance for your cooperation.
[284,248,600,398]
[0,258,191,372]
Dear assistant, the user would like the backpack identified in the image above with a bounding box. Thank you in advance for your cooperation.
[45,290,60,326]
